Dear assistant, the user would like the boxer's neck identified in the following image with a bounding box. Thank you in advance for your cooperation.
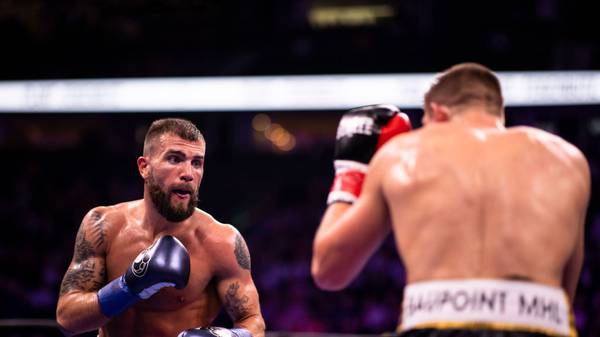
[450,108,505,129]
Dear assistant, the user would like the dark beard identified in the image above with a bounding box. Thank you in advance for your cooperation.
[148,175,198,222]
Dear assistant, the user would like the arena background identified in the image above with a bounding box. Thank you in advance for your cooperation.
[1,1,599,336]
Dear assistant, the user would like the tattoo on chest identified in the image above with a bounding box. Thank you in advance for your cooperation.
[224,281,250,319]
[234,233,251,270]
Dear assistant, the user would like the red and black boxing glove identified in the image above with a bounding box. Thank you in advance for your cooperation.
[327,104,412,205]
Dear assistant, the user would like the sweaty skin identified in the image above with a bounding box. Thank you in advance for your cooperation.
[312,110,590,303]
[57,134,265,337]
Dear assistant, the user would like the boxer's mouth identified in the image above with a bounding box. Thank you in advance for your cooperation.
[172,188,192,199]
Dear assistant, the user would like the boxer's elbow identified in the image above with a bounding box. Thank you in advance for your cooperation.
[246,315,267,337]
[56,310,97,336]
[56,306,77,336]
[311,264,350,291]
[311,249,351,291]
[56,295,103,335]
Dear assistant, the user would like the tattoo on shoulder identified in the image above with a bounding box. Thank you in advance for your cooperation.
[89,210,107,248]
[59,220,108,295]
[60,238,106,295]
[234,233,251,270]
[223,281,250,320]
[73,227,95,263]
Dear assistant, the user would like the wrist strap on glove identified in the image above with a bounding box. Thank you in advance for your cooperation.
[97,276,140,317]
[327,160,368,205]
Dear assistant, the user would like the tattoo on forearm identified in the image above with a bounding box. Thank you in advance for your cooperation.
[224,281,250,320]
[234,233,251,270]
[89,211,106,248]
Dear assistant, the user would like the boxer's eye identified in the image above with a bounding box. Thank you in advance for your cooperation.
[192,159,203,168]
[167,155,182,164]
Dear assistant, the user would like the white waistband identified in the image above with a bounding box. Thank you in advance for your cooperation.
[400,279,575,337]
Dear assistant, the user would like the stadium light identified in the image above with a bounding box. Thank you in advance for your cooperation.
[0,72,598,112]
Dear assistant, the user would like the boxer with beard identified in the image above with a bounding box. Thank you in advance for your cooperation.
[57,118,265,337]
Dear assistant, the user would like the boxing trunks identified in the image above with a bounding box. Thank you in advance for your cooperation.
[397,279,576,337]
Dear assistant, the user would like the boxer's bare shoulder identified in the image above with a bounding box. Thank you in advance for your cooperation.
[188,209,251,271]
[504,126,590,194]
[189,209,234,241]
[367,125,438,188]
[512,126,588,165]
[370,127,421,164]
[82,200,146,243]
[86,200,142,224]
[373,121,453,161]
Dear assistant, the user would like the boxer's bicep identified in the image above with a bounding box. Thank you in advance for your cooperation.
[218,277,260,323]
[217,278,265,337]
[57,209,110,334]
[216,231,265,335]
[59,210,108,297]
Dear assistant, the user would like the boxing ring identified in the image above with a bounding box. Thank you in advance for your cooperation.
[0,319,386,337]
[1,72,596,337]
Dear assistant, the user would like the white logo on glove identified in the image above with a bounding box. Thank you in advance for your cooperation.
[131,239,161,278]
[207,327,234,337]
[336,116,375,139]
[132,251,151,277]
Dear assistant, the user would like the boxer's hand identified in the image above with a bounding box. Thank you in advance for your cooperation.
[327,104,412,204]
[97,235,190,317]
[178,327,252,337]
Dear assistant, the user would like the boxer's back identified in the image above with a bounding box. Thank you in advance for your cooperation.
[383,124,589,287]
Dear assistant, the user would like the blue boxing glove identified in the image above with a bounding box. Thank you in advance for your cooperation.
[97,235,190,317]
[178,327,252,337]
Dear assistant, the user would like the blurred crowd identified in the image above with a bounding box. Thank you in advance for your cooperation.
[1,108,599,336]
[2,1,598,80]
[2,0,600,336]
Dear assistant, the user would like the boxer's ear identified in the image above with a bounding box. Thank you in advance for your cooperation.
[429,102,451,122]
[137,156,150,180]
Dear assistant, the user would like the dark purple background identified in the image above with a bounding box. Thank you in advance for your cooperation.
[1,0,599,336]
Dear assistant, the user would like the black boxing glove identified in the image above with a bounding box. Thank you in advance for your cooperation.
[327,104,412,205]
[178,327,252,337]
[97,235,190,317]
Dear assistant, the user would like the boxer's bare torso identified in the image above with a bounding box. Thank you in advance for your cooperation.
[373,118,589,297]
[62,201,259,337]
[312,65,589,335]
[313,112,589,301]
[58,122,264,337]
